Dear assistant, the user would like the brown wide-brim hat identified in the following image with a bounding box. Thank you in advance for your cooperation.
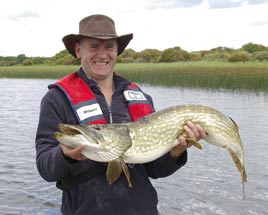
[62,14,133,58]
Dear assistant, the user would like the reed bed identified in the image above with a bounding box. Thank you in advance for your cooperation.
[116,62,268,92]
[0,65,77,79]
[1,62,268,92]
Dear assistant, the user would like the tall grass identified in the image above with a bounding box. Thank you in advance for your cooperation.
[0,65,77,79]
[1,62,268,92]
[116,62,268,92]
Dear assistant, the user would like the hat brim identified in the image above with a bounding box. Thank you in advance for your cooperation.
[62,33,133,58]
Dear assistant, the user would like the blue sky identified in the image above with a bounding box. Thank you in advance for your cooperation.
[1,0,268,57]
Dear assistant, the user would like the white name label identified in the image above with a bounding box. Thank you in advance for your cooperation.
[76,103,102,121]
[123,90,147,101]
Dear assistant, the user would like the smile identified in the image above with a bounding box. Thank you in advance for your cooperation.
[94,61,108,66]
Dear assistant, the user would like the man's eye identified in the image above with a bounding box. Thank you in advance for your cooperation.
[90,45,97,49]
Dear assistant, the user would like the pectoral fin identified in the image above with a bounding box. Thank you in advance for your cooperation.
[120,158,132,188]
[106,161,122,185]
[106,158,132,188]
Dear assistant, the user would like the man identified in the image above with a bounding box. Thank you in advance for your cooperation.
[36,14,206,215]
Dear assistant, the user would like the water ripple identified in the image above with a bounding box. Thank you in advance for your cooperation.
[1,79,268,214]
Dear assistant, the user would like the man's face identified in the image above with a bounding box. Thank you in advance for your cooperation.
[75,38,118,80]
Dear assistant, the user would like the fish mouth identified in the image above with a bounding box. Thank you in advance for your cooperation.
[58,123,81,135]
[58,123,100,143]
[55,131,67,139]
[55,124,85,143]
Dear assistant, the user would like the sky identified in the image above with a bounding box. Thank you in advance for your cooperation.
[1,0,268,57]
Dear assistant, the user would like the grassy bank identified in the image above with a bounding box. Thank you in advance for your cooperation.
[1,62,268,92]
[0,65,78,79]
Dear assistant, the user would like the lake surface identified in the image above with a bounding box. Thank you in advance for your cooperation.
[0,78,267,215]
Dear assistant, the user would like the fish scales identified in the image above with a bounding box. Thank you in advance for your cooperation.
[125,105,239,163]
[55,104,247,197]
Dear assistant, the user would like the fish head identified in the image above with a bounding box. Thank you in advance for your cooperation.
[56,123,132,162]
[81,124,132,149]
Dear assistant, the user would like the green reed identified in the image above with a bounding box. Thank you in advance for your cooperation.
[116,62,268,92]
[1,62,268,92]
[0,65,77,79]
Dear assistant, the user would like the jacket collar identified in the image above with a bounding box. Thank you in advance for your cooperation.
[77,67,131,91]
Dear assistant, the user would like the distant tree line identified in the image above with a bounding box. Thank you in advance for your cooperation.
[1,42,268,66]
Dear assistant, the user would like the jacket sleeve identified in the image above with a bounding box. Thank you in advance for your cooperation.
[144,151,187,179]
[35,88,79,182]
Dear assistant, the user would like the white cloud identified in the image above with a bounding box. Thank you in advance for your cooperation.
[208,0,268,8]
[245,0,268,5]
[208,0,242,8]
[8,11,40,22]
[1,0,268,57]
[145,0,203,9]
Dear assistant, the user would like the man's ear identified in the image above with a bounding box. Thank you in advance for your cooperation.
[74,42,81,59]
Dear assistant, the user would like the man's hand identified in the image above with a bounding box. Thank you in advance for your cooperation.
[61,143,87,161]
[170,121,206,160]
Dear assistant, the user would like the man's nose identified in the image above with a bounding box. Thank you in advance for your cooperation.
[97,47,107,58]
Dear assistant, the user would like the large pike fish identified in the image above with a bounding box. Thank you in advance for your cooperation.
[55,104,247,197]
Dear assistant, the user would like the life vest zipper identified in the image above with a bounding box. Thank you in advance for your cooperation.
[108,107,113,124]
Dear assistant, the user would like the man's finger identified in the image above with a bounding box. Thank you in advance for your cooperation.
[186,121,199,138]
[61,143,87,160]
[178,135,192,148]
[183,124,195,140]
[196,124,207,138]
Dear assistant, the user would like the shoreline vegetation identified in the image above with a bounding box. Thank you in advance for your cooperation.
[1,62,268,92]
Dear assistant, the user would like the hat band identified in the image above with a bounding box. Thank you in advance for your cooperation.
[81,33,118,37]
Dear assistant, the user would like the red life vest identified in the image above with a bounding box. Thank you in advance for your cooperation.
[49,71,153,124]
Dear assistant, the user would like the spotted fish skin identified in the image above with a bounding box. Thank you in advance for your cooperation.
[55,123,132,162]
[55,104,247,196]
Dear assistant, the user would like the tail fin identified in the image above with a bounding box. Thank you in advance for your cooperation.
[228,149,247,199]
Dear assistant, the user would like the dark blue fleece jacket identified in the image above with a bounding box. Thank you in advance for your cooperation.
[35,69,187,215]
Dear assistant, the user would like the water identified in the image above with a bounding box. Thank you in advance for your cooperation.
[0,79,267,215]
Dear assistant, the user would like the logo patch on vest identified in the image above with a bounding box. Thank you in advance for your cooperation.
[76,103,103,121]
[123,90,146,101]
